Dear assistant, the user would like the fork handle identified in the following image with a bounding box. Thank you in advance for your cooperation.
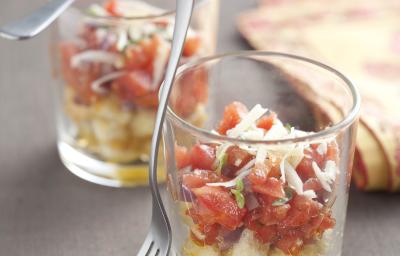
[0,0,74,40]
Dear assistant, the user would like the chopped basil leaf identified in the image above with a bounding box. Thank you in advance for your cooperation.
[236,179,244,192]
[272,198,288,206]
[230,179,245,208]
[231,189,245,209]
[272,187,293,206]
[215,153,227,176]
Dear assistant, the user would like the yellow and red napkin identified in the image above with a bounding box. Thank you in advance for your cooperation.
[238,0,400,191]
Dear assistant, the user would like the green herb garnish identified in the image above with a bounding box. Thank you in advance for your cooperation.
[231,179,245,208]
[272,187,293,206]
[215,153,227,176]
[285,123,292,132]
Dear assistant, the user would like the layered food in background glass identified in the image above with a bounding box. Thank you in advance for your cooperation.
[55,0,209,178]
[171,102,339,256]
[51,0,220,187]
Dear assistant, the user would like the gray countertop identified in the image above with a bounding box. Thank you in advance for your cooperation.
[0,0,399,255]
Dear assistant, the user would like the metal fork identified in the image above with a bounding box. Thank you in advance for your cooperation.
[137,0,195,255]
[0,0,74,40]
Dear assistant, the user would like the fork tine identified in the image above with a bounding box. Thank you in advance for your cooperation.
[137,233,154,256]
[147,247,160,256]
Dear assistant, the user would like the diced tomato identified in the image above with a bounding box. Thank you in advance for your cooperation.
[192,186,246,230]
[217,101,248,135]
[114,71,152,98]
[254,225,277,244]
[183,36,201,57]
[174,67,208,117]
[60,42,80,86]
[252,177,285,199]
[275,230,304,255]
[104,0,122,16]
[200,223,220,245]
[259,204,290,226]
[182,169,220,189]
[319,213,336,231]
[284,195,322,228]
[291,195,322,214]
[133,92,159,108]
[59,42,99,104]
[296,146,324,181]
[248,163,269,185]
[303,178,323,192]
[125,35,160,72]
[112,70,159,108]
[190,144,216,170]
[175,144,191,169]
[326,142,339,161]
[267,155,281,178]
[256,112,276,131]
[226,146,253,170]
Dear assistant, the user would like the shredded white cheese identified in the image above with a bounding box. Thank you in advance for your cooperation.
[255,145,268,165]
[312,161,332,192]
[284,161,304,195]
[234,159,242,167]
[324,160,338,181]
[206,159,256,188]
[226,104,268,138]
[116,30,128,51]
[206,169,252,188]
[316,142,328,156]
[303,190,317,199]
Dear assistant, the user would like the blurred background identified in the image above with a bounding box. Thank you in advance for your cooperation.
[0,0,399,255]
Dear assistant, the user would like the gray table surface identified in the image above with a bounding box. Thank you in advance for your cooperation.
[0,0,399,255]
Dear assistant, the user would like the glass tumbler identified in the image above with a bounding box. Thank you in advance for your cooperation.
[50,0,219,187]
[163,52,360,255]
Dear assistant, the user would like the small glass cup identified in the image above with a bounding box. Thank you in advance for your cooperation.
[49,0,219,187]
[163,52,360,255]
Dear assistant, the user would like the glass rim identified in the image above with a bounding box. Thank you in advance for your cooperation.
[166,50,361,145]
[76,0,209,20]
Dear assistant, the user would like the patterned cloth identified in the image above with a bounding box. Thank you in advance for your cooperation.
[237,0,400,191]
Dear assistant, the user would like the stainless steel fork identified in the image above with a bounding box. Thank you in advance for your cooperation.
[136,0,195,255]
[0,0,74,40]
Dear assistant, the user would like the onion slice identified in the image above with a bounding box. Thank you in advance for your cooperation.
[91,71,126,94]
[206,159,256,188]
[71,50,123,68]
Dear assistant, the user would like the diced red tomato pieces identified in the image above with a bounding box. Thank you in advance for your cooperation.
[183,36,201,57]
[182,169,220,189]
[59,42,99,104]
[175,144,191,169]
[174,67,208,117]
[248,163,269,185]
[259,204,291,226]
[275,230,304,255]
[256,112,276,131]
[217,101,248,135]
[191,186,247,230]
[125,35,160,73]
[104,0,122,16]
[190,144,216,170]
[251,177,285,199]
[226,146,253,171]
[303,178,323,192]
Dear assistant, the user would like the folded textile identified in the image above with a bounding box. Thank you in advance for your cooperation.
[238,0,400,191]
